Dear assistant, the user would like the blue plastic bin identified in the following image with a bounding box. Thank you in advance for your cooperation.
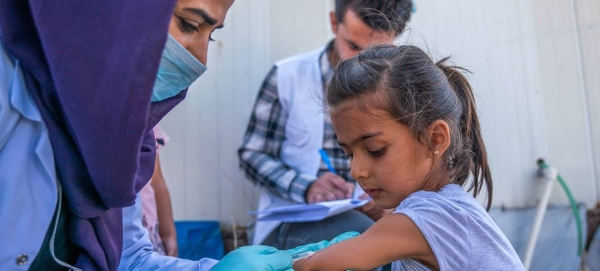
[175,221,224,260]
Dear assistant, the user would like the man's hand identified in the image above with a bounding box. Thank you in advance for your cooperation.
[305,172,354,203]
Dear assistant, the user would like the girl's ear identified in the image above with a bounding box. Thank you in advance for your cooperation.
[427,120,451,157]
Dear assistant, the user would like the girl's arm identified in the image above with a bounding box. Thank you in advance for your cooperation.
[151,154,178,257]
[293,213,438,271]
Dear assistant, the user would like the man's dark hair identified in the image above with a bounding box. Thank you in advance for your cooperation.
[335,0,412,35]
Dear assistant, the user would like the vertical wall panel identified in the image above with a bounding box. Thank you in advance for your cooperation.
[530,0,597,205]
[269,0,332,63]
[215,0,268,226]
[575,0,600,204]
[160,104,189,220]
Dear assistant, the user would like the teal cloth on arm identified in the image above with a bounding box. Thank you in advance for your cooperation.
[285,231,359,256]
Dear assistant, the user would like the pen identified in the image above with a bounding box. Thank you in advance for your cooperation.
[318,149,338,175]
[319,149,359,199]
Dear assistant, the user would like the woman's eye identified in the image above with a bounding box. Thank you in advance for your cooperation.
[178,17,199,33]
[345,153,353,159]
[368,148,386,157]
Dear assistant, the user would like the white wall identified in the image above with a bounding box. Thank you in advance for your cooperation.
[529,0,598,207]
[575,0,600,206]
[404,0,600,207]
[402,1,550,207]
[160,0,600,225]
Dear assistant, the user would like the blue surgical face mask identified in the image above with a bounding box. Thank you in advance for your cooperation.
[152,34,207,101]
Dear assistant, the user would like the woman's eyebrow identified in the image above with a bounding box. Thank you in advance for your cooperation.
[183,7,225,29]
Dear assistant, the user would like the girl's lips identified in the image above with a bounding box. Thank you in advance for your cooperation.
[365,189,382,198]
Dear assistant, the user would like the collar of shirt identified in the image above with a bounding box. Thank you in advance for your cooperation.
[319,40,335,87]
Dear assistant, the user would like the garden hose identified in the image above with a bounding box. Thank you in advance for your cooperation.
[537,159,584,256]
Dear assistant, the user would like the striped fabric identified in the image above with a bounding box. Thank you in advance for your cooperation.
[239,41,354,203]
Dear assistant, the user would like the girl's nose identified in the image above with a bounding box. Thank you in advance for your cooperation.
[350,155,369,182]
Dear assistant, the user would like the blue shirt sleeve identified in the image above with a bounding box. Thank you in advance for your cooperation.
[118,194,219,271]
[0,42,58,271]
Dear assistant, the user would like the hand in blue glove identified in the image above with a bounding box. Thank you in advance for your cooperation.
[210,245,293,271]
[286,231,360,257]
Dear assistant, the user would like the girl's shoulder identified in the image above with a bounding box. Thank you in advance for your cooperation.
[393,184,524,271]
[398,184,483,213]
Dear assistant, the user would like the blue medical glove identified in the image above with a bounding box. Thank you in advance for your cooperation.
[210,245,293,271]
[285,231,360,256]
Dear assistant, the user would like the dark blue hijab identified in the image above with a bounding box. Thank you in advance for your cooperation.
[0,0,186,269]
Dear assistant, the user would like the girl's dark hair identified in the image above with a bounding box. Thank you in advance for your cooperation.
[327,45,493,210]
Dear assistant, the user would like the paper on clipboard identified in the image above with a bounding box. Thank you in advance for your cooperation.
[248,198,370,223]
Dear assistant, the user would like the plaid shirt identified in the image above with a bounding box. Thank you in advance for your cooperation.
[239,42,353,203]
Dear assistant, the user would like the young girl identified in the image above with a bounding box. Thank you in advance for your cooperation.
[293,45,525,271]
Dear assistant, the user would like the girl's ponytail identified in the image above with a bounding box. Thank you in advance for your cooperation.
[437,58,493,210]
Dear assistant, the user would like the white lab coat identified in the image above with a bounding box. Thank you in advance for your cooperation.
[253,47,326,245]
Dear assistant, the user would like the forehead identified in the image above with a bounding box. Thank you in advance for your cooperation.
[339,10,394,46]
[331,100,396,135]
[331,100,415,147]
[176,0,234,24]
[332,101,391,123]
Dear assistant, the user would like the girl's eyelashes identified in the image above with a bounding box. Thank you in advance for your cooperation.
[343,147,385,159]
[368,147,386,157]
